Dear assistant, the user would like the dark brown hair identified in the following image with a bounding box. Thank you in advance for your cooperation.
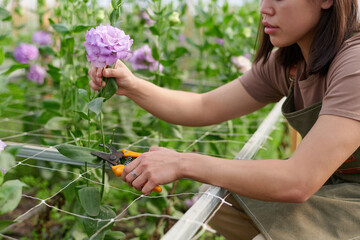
[254,0,360,76]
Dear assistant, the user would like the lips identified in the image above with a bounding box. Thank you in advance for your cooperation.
[262,21,277,28]
[262,21,278,34]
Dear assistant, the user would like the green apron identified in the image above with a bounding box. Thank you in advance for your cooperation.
[234,76,360,240]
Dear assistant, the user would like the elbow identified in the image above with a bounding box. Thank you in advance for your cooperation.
[277,179,316,203]
[285,188,312,203]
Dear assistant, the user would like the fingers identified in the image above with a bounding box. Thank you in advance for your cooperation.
[121,154,144,182]
[120,147,176,195]
[88,64,105,90]
[121,152,156,194]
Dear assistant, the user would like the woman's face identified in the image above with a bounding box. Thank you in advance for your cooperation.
[260,0,332,52]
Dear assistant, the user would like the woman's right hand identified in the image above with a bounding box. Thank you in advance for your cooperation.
[88,59,136,96]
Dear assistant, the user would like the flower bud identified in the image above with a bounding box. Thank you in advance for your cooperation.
[169,12,181,25]
[96,9,106,23]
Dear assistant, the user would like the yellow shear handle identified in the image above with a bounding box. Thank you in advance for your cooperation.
[111,165,162,193]
[122,149,142,158]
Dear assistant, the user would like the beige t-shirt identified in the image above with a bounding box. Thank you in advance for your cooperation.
[240,33,360,122]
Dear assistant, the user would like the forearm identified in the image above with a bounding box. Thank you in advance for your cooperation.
[180,153,310,203]
[125,77,265,126]
[125,76,207,126]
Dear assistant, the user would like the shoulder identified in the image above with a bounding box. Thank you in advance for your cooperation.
[328,33,360,78]
[321,33,360,121]
[239,50,289,103]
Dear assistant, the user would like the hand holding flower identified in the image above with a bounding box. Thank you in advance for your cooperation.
[89,60,137,96]
[85,24,133,99]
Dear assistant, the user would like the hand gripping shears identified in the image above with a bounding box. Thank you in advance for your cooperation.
[91,144,162,193]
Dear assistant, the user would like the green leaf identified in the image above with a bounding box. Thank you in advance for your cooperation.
[39,45,56,56]
[0,180,27,214]
[174,47,189,58]
[105,231,126,240]
[159,59,175,67]
[88,97,105,116]
[0,171,3,186]
[0,48,4,66]
[76,76,90,89]
[0,152,16,171]
[51,23,70,34]
[151,45,160,61]
[3,145,22,156]
[111,0,123,9]
[42,99,61,111]
[78,187,101,216]
[72,24,94,33]
[45,117,70,130]
[0,220,14,232]
[109,8,120,26]
[47,64,62,82]
[224,14,233,25]
[186,38,201,50]
[56,144,98,163]
[149,26,160,36]
[2,64,28,76]
[102,77,118,101]
[75,111,89,120]
[82,205,116,239]
[65,37,75,54]
[78,88,89,102]
[0,7,11,21]
[0,34,7,41]
[48,18,56,25]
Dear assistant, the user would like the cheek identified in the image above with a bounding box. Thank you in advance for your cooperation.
[280,12,320,39]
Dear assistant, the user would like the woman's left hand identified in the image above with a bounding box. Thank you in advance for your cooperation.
[121,146,184,195]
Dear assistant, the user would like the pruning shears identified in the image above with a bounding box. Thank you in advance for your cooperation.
[91,144,162,193]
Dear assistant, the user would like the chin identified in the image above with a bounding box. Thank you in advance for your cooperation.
[270,39,294,48]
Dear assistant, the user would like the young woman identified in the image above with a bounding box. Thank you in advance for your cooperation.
[89,0,360,239]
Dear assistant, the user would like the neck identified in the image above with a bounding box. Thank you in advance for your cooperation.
[299,43,310,65]
[298,33,315,65]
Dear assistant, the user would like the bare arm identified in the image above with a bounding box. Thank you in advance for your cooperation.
[126,77,265,126]
[89,60,265,126]
[182,115,360,202]
[123,115,360,201]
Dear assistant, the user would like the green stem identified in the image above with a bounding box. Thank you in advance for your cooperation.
[88,109,91,147]
[99,76,106,200]
[85,162,88,187]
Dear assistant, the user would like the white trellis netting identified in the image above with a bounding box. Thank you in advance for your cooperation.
[0,94,285,239]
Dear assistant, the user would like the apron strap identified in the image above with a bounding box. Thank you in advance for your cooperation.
[287,65,297,96]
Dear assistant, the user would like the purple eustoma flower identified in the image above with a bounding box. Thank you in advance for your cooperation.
[216,38,224,45]
[141,10,155,26]
[178,34,186,44]
[27,65,46,84]
[32,31,52,45]
[84,24,133,68]
[13,43,39,64]
[0,140,6,154]
[129,45,163,72]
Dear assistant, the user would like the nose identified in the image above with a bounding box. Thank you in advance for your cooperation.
[260,0,275,17]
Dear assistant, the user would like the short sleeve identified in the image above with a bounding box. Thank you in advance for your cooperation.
[239,52,289,103]
[320,39,360,122]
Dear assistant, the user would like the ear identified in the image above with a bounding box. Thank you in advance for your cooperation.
[321,0,333,10]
